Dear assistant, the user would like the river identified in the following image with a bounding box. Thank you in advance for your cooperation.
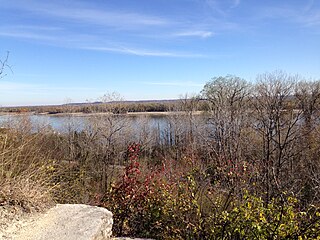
[0,113,193,133]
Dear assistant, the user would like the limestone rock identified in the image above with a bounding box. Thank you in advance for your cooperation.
[12,204,113,240]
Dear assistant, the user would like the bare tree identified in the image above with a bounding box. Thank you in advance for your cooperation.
[295,80,320,132]
[252,71,301,203]
[201,75,251,193]
[179,93,201,154]
[0,51,11,79]
[101,91,126,114]
[58,92,132,201]
[90,92,130,192]
[295,79,320,205]
[201,75,251,165]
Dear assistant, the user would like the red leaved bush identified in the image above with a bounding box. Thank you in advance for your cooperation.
[101,143,168,237]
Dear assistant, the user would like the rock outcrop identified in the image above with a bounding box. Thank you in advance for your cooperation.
[12,204,113,240]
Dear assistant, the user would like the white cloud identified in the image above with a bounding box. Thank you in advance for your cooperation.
[0,0,241,58]
[142,81,204,87]
[0,81,100,92]
[204,0,225,15]
[255,2,320,27]
[0,81,36,91]
[0,25,207,58]
[0,30,57,41]
[1,1,168,29]
[232,0,241,8]
[82,46,205,58]
[299,11,320,26]
[203,0,241,14]
[174,30,214,38]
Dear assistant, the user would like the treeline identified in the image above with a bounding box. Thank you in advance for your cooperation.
[1,71,320,239]
[0,99,209,114]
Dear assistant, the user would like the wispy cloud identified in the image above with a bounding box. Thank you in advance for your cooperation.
[299,11,320,26]
[82,46,205,58]
[255,2,320,27]
[0,24,69,43]
[43,7,167,29]
[0,80,105,106]
[204,0,223,14]
[303,0,315,12]
[0,81,100,92]
[0,81,36,91]
[2,1,168,30]
[0,0,241,58]
[173,30,214,38]
[0,26,100,49]
[0,25,207,58]
[1,0,241,34]
[142,81,204,87]
[232,0,241,8]
[203,0,241,15]
[0,30,57,41]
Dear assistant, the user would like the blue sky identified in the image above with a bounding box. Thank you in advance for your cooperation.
[0,0,319,106]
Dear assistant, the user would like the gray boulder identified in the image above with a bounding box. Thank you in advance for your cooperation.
[13,204,113,240]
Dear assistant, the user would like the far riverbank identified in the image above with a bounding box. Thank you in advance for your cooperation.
[0,111,205,117]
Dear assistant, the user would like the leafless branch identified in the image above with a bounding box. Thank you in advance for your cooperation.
[0,51,12,79]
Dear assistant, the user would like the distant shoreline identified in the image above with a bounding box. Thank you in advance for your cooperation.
[0,111,205,117]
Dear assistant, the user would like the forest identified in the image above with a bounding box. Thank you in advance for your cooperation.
[0,97,206,114]
[1,71,320,239]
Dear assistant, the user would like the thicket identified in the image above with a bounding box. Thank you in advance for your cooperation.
[1,71,320,239]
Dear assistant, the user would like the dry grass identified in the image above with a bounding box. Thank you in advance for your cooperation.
[0,123,57,212]
[0,175,53,212]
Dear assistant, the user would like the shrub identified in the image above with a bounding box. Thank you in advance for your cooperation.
[101,144,320,239]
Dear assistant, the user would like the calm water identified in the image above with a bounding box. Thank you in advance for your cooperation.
[0,114,172,133]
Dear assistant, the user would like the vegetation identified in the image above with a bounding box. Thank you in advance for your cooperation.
[0,99,208,114]
[1,70,320,239]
